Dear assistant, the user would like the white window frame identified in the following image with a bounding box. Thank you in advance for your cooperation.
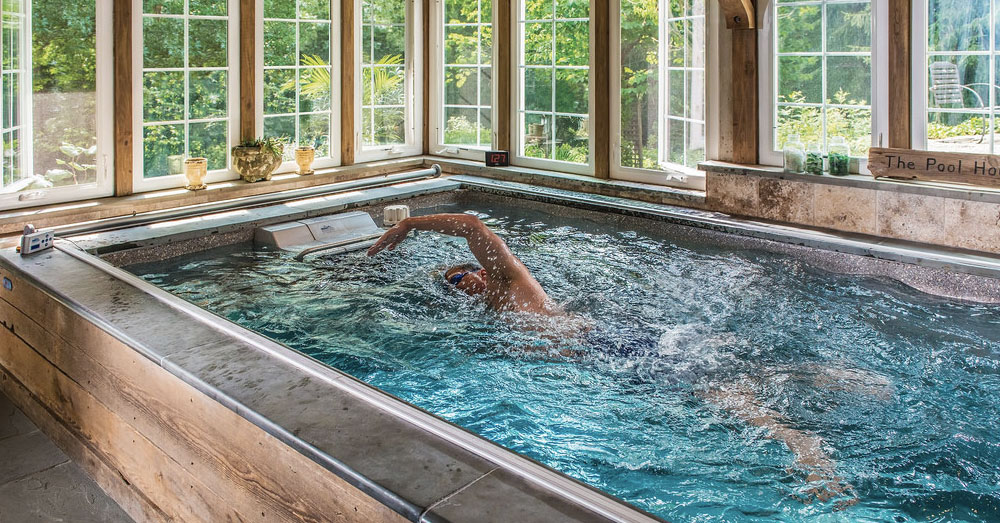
[510,0,595,175]
[430,0,495,161]
[0,0,113,210]
[911,0,1000,154]
[132,0,241,192]
[354,0,423,163]
[609,0,713,190]
[255,0,342,173]
[758,0,889,171]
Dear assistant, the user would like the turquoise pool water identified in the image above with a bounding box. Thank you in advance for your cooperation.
[129,198,1000,522]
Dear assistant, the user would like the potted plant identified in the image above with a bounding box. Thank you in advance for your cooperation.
[231,137,285,183]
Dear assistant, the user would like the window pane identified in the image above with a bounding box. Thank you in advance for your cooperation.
[144,71,185,121]
[827,56,871,104]
[523,68,551,112]
[924,1,1000,154]
[264,21,296,66]
[143,124,185,177]
[928,0,988,53]
[827,2,870,53]
[141,0,231,179]
[264,0,334,160]
[774,0,872,161]
[264,114,296,159]
[143,18,184,68]
[362,0,407,147]
[523,113,553,158]
[299,0,330,20]
[190,0,226,16]
[777,5,820,53]
[190,70,228,119]
[299,113,330,156]
[189,121,228,170]
[1,0,101,195]
[619,0,705,173]
[264,69,296,114]
[519,0,589,163]
[445,107,480,145]
[927,112,994,154]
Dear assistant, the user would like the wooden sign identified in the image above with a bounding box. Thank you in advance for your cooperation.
[868,147,1000,188]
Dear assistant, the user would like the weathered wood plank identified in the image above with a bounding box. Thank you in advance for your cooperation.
[0,322,241,523]
[113,0,133,196]
[719,0,755,29]
[0,275,408,523]
[868,147,1000,188]
[240,0,256,141]
[0,368,169,523]
[888,0,911,149]
[423,0,431,154]
[494,0,511,152]
[592,0,610,179]
[341,0,355,164]
[730,10,758,165]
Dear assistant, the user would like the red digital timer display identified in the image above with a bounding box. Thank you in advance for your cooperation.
[486,150,510,167]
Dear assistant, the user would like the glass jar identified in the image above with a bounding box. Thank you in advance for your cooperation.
[782,135,806,173]
[827,136,850,176]
[805,142,824,175]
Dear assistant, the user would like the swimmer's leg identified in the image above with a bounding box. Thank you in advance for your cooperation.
[700,382,857,508]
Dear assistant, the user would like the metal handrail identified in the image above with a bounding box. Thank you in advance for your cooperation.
[293,233,385,261]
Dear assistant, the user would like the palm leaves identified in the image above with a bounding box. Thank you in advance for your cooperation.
[279,53,404,106]
[363,54,405,105]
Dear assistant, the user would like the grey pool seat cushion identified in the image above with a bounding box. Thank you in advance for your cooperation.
[255,211,385,260]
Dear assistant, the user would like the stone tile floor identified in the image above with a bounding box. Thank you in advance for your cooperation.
[0,391,133,522]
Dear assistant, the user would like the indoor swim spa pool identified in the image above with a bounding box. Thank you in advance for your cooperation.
[121,188,1000,522]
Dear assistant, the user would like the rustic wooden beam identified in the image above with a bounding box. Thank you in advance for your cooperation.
[341,0,356,164]
[719,0,755,30]
[239,0,255,141]
[113,0,133,196]
[729,6,758,165]
[888,0,911,149]
[494,0,511,152]
[592,0,610,178]
[422,0,431,154]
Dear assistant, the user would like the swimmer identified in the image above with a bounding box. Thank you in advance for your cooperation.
[367,213,555,314]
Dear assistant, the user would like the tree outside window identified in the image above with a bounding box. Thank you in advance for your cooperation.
[442,0,492,148]
[141,0,231,177]
[619,0,705,173]
[518,0,590,164]
[263,0,333,161]
[1,0,100,195]
[924,0,999,154]
[361,0,407,146]
[773,0,872,158]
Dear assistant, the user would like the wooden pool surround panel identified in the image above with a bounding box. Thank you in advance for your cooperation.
[0,215,638,521]
[0,257,409,523]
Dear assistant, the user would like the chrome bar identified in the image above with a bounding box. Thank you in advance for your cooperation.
[293,234,384,261]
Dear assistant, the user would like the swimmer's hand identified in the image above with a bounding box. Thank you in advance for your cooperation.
[367,221,411,256]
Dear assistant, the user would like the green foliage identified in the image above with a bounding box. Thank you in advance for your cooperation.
[927,116,990,139]
[235,136,286,158]
[31,0,97,92]
[776,90,871,156]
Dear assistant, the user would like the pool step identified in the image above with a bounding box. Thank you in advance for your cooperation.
[254,212,384,260]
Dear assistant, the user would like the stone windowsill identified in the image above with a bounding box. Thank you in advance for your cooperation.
[698,160,1000,206]
[428,157,706,206]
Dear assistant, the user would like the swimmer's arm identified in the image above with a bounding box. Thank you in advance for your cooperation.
[368,214,524,279]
